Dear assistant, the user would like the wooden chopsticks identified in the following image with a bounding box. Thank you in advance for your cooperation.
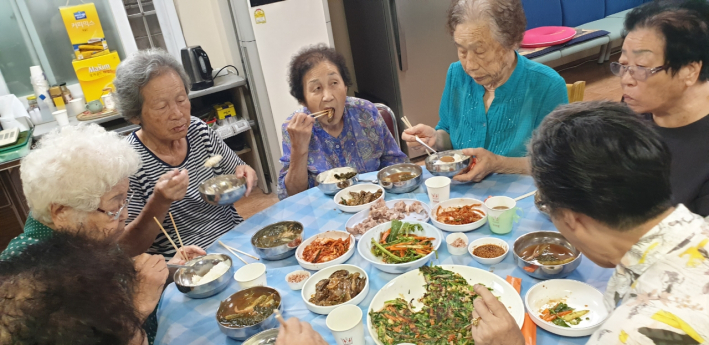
[218,240,249,265]
[310,108,333,119]
[154,216,183,259]
[402,116,433,156]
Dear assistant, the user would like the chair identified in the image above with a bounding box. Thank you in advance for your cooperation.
[374,103,400,147]
[566,81,586,103]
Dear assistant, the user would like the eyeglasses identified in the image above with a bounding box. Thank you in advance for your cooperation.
[610,62,667,82]
[96,191,134,221]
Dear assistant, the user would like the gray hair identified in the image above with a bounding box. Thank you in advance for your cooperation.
[446,0,527,50]
[20,124,141,224]
[114,48,191,122]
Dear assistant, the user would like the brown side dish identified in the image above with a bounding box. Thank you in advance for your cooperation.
[473,244,506,258]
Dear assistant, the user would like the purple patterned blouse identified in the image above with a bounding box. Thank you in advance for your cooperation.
[277,97,408,199]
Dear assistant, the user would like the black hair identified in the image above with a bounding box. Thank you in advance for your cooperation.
[625,0,709,81]
[529,101,673,231]
[287,44,352,104]
[0,231,143,345]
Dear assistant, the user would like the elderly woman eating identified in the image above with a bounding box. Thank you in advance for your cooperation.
[615,0,709,216]
[114,48,258,257]
[403,0,568,182]
[278,45,408,199]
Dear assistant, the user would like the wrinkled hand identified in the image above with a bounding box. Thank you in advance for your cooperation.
[235,164,258,197]
[275,318,328,345]
[133,254,168,320]
[402,124,437,149]
[454,148,500,183]
[154,169,189,203]
[470,284,524,345]
[167,245,206,265]
[286,113,315,155]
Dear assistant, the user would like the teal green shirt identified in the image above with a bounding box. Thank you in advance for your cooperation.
[0,215,53,261]
[436,53,568,157]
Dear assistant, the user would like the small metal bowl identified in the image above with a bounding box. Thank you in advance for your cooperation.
[377,163,423,193]
[243,328,279,345]
[512,231,582,280]
[251,221,304,260]
[315,167,359,195]
[534,192,550,218]
[216,286,282,340]
[199,174,247,205]
[174,254,233,299]
[424,150,471,177]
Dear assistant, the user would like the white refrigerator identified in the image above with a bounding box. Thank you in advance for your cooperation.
[230,0,334,192]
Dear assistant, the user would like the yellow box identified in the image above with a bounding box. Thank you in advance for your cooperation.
[72,51,121,102]
[60,3,105,45]
[213,102,237,119]
[73,39,109,60]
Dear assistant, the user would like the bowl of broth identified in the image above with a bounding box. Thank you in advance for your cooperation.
[377,163,423,194]
[251,221,304,260]
[512,231,582,280]
[424,150,471,177]
[216,286,282,340]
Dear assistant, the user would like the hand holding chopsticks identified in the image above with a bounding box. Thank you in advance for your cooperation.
[310,108,334,120]
[402,116,437,155]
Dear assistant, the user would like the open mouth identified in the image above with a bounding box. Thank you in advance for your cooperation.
[325,108,335,123]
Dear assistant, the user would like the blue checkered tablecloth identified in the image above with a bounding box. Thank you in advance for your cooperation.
[155,170,613,344]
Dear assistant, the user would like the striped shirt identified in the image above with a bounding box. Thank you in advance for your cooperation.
[126,117,245,257]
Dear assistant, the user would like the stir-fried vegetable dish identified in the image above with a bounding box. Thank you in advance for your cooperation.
[539,302,589,327]
[370,220,435,264]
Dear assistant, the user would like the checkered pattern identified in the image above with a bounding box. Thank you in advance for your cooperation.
[155,171,613,344]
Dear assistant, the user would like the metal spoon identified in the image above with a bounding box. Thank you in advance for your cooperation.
[415,136,437,154]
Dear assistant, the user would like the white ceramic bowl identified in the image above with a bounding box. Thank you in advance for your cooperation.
[345,199,431,239]
[334,184,385,213]
[234,263,267,289]
[525,279,609,337]
[468,237,509,265]
[430,198,487,232]
[357,220,442,274]
[367,265,525,345]
[445,233,469,255]
[285,270,311,290]
[295,231,356,271]
[301,264,370,315]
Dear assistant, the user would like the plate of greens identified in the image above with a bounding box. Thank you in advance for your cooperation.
[357,220,441,274]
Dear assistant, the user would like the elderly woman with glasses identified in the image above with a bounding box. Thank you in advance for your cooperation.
[614,0,709,216]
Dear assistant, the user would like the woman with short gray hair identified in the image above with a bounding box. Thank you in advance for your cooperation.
[114,48,258,257]
[402,0,568,183]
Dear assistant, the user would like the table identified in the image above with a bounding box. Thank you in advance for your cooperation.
[155,170,613,344]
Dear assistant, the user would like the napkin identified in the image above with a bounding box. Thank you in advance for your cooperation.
[0,94,30,131]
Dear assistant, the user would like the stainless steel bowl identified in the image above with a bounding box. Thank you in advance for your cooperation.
[315,167,359,195]
[377,163,423,193]
[174,254,233,299]
[199,174,247,205]
[424,150,472,177]
[512,231,582,280]
[251,221,303,260]
[243,328,279,345]
[216,286,282,340]
[534,192,550,218]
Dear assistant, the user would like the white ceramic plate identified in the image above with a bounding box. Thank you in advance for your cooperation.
[295,231,355,271]
[525,279,609,337]
[345,199,431,239]
[430,198,487,232]
[301,264,369,315]
[367,265,525,345]
[357,220,442,274]
[334,184,385,213]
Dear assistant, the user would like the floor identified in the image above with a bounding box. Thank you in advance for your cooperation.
[234,52,625,220]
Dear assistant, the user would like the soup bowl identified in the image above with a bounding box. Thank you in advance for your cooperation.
[316,167,359,195]
[424,150,471,177]
[216,286,282,340]
[512,231,582,280]
[174,254,233,299]
[377,163,423,194]
[250,221,304,260]
[199,174,247,205]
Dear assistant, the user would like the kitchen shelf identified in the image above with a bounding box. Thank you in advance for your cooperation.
[188,73,247,99]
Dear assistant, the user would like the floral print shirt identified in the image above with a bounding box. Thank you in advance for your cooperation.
[588,204,709,345]
[277,97,408,199]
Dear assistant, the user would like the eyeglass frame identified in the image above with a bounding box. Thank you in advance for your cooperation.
[96,190,134,221]
[610,62,668,82]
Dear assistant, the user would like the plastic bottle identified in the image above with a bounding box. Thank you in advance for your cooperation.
[37,94,56,123]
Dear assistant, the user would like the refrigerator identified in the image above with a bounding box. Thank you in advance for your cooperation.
[343,0,459,158]
[229,0,334,192]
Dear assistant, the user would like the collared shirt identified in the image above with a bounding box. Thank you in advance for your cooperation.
[0,215,52,261]
[437,53,568,157]
[277,97,408,200]
[588,205,709,345]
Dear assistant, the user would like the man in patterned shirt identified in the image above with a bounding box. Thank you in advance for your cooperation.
[467,101,709,345]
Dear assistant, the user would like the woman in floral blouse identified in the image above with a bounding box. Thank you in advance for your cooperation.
[278,44,408,199]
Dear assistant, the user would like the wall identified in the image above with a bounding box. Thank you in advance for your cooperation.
[327,0,358,95]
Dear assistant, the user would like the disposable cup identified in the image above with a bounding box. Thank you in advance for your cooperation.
[484,196,521,235]
[67,98,86,117]
[425,176,451,207]
[326,305,364,345]
[52,109,70,127]
[233,263,267,289]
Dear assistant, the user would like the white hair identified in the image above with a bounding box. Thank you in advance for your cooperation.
[20,124,141,224]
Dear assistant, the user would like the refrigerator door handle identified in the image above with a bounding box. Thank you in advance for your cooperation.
[392,0,408,72]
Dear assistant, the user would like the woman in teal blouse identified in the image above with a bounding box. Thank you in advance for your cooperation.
[403,0,568,182]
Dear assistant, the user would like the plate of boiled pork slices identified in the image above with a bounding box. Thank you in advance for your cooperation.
[345,199,431,239]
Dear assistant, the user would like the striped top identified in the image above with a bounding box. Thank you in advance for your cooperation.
[126,117,245,257]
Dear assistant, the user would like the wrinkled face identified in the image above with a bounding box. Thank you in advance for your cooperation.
[136,70,191,140]
[302,61,348,126]
[453,21,514,87]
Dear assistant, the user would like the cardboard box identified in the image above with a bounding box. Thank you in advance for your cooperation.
[60,3,105,45]
[73,39,109,60]
[214,102,237,119]
[72,51,121,102]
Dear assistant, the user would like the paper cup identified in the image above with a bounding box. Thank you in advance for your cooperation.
[484,196,521,235]
[67,98,86,117]
[425,176,451,207]
[326,305,364,345]
[233,263,267,289]
[52,110,70,127]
